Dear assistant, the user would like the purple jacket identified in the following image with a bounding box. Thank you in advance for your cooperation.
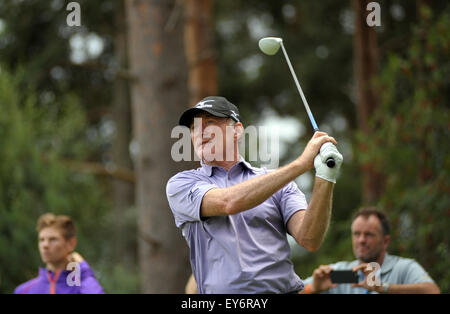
[14,261,104,294]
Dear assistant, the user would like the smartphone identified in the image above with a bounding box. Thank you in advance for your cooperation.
[330,270,359,284]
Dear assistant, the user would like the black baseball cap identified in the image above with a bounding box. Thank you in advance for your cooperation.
[179,96,242,128]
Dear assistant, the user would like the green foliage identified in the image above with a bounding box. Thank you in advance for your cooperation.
[215,0,355,129]
[0,0,116,112]
[0,1,139,293]
[356,6,450,292]
[293,4,450,292]
[0,66,119,293]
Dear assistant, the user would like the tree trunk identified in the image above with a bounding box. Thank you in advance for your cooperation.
[112,0,135,264]
[352,0,383,204]
[184,0,217,104]
[125,0,191,293]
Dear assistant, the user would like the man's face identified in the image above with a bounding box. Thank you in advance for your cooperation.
[190,113,239,162]
[38,227,75,265]
[351,215,390,263]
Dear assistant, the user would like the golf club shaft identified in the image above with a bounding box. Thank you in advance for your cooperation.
[279,42,335,168]
[280,42,319,132]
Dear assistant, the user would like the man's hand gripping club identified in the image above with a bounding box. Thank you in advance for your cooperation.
[314,141,343,184]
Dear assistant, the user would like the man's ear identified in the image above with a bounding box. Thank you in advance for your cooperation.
[234,122,244,141]
[68,237,77,252]
[383,235,390,249]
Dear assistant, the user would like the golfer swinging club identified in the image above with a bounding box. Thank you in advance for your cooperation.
[166,96,343,293]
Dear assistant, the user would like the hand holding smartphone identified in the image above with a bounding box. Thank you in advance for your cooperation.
[330,270,359,284]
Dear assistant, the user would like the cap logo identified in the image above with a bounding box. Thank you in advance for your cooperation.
[230,110,239,121]
[195,100,214,109]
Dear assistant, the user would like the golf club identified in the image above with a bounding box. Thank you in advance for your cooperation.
[258,37,335,168]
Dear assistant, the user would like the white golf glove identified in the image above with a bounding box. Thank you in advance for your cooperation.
[314,142,343,183]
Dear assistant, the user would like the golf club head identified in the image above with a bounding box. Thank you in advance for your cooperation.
[258,37,283,55]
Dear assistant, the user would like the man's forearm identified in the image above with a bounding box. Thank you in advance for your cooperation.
[295,178,334,251]
[378,283,440,294]
[202,159,309,217]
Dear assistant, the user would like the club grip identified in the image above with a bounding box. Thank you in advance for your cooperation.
[326,157,335,168]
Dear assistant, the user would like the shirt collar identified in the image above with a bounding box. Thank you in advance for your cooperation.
[380,253,395,275]
[353,253,395,275]
[200,160,214,176]
[200,156,256,177]
[39,266,70,279]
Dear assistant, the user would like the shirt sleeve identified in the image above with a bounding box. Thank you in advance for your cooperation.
[166,171,218,228]
[276,180,308,226]
[398,259,435,284]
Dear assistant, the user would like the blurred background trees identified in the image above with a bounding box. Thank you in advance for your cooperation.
[0,0,448,293]
[357,6,450,291]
